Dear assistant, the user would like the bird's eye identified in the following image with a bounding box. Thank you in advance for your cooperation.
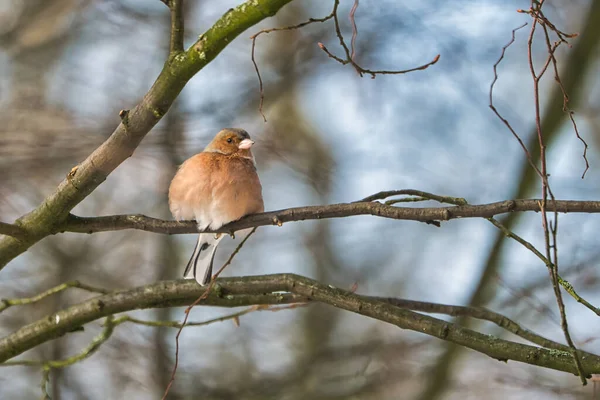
[226,138,233,143]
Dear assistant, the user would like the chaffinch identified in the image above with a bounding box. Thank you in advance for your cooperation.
[168,128,264,285]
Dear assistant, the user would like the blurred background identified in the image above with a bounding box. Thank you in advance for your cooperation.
[1,0,600,399]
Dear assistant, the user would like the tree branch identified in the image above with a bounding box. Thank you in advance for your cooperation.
[0,274,598,380]
[372,296,596,357]
[59,198,600,235]
[168,0,184,54]
[0,222,27,239]
[0,277,304,363]
[0,0,295,270]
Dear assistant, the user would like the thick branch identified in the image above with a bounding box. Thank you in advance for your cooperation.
[0,274,598,379]
[0,0,294,270]
[60,199,600,235]
[0,278,303,362]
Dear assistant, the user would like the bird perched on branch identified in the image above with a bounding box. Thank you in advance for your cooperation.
[168,128,264,285]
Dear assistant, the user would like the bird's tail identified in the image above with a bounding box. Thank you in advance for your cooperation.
[183,233,225,285]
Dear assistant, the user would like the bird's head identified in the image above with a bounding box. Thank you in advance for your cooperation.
[205,128,255,157]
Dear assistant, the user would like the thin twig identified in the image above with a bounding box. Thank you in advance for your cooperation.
[3,316,116,399]
[526,0,586,384]
[489,22,543,179]
[349,0,359,62]
[250,37,267,122]
[384,197,430,205]
[540,20,589,177]
[40,366,51,400]
[1,316,115,368]
[318,0,439,78]
[486,216,600,317]
[0,280,110,313]
[168,0,185,54]
[357,189,467,205]
[113,303,307,329]
[162,228,258,400]
[249,5,337,120]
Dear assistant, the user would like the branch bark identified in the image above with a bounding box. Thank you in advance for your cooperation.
[0,274,598,379]
[0,0,294,270]
[58,199,600,235]
[0,222,27,239]
[168,0,184,54]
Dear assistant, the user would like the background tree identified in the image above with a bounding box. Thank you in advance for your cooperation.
[1,0,599,399]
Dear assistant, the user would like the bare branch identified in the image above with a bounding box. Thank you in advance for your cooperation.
[0,274,597,379]
[349,0,359,62]
[525,0,585,383]
[169,0,184,54]
[489,22,543,179]
[356,189,467,204]
[0,280,110,314]
[0,222,27,239]
[250,4,337,120]
[318,0,440,78]
[113,304,305,329]
[0,277,303,362]
[373,296,597,357]
[59,198,600,236]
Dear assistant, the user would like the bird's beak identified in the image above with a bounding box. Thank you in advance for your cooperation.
[238,139,255,150]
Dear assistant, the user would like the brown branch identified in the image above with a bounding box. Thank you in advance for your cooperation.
[372,296,597,358]
[526,0,585,384]
[168,0,185,54]
[59,198,600,235]
[249,4,337,120]
[113,303,304,329]
[0,221,27,239]
[0,280,109,314]
[318,0,439,78]
[0,274,597,379]
[318,42,440,78]
[489,22,543,179]
[539,13,589,178]
[356,189,467,204]
[349,0,359,62]
[0,277,305,363]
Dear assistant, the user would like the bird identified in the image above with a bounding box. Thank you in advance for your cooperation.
[168,128,264,285]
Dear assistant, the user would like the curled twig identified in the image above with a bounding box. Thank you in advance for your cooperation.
[318,0,439,78]
[250,6,337,121]
[489,22,543,179]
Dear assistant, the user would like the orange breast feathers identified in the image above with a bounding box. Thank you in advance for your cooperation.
[168,152,264,231]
